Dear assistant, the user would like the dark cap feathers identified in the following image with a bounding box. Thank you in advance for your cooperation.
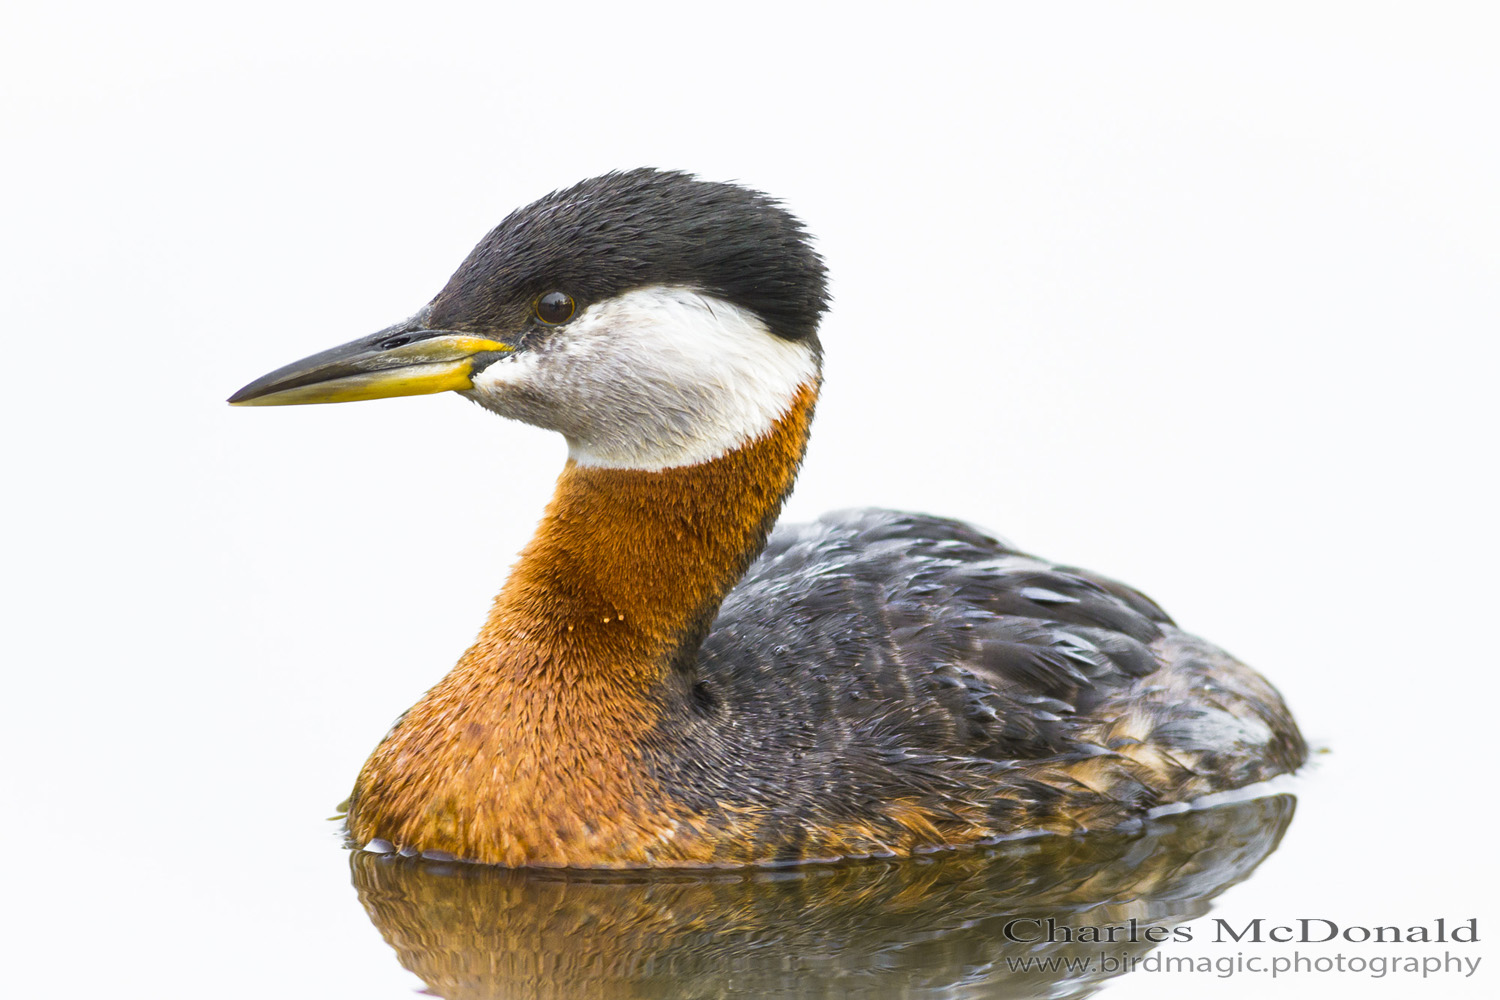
[427,168,829,342]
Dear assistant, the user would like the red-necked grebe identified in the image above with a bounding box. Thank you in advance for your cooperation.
[230,169,1306,867]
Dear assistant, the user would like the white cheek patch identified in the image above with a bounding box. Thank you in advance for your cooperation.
[466,287,819,471]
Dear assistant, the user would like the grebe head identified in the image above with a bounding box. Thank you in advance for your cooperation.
[229,169,829,471]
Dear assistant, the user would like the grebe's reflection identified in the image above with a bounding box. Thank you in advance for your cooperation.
[351,794,1294,999]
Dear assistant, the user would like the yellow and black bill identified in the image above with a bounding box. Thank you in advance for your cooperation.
[227,320,513,406]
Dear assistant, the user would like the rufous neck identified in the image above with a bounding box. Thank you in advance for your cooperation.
[475,381,818,683]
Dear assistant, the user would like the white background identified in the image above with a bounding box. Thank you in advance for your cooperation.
[3,2,1496,997]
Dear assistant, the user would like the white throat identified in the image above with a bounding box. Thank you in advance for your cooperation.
[466,286,819,472]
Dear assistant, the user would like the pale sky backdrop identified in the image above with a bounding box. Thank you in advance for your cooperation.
[3,3,1496,998]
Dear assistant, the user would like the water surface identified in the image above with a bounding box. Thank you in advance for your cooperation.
[351,796,1295,999]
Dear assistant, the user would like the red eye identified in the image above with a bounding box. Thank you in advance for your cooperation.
[535,291,576,325]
